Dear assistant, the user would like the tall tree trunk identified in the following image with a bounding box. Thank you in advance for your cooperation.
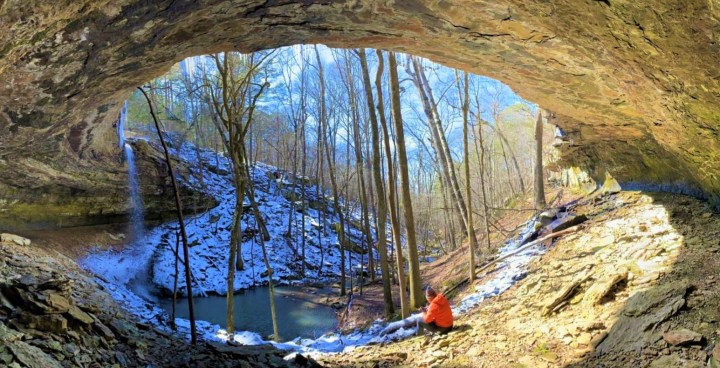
[376,50,408,318]
[138,87,197,344]
[240,144,280,342]
[316,123,325,278]
[473,96,493,251]
[389,52,424,310]
[171,231,180,330]
[315,46,346,296]
[228,167,246,334]
[359,49,393,316]
[418,60,468,233]
[204,52,271,336]
[344,52,375,285]
[300,68,308,277]
[343,127,354,294]
[233,168,246,273]
[534,110,547,209]
[408,57,468,237]
[439,176,454,252]
[456,71,478,281]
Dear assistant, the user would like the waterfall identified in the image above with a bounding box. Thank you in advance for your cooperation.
[124,143,145,241]
[118,100,128,151]
[124,142,156,301]
[180,59,194,124]
[119,98,144,238]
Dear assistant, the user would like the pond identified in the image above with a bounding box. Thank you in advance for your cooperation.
[158,286,338,342]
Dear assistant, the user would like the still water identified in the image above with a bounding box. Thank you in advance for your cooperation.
[159,287,338,341]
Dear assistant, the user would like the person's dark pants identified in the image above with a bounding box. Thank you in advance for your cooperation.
[418,321,453,334]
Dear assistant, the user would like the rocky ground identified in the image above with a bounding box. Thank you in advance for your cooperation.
[0,236,321,368]
[319,190,720,367]
[3,189,720,367]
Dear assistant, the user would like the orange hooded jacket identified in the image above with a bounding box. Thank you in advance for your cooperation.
[422,293,453,328]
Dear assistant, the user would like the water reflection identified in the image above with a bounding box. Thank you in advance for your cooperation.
[158,287,338,341]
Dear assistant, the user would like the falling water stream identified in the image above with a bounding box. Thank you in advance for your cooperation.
[124,143,145,241]
[118,100,128,151]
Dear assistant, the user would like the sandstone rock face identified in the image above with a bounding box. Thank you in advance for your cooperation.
[0,0,719,227]
[0,233,30,246]
[0,134,215,229]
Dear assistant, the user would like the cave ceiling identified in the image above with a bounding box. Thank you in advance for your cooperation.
[1,0,719,228]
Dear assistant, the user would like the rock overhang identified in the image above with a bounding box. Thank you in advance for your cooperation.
[1,0,719,228]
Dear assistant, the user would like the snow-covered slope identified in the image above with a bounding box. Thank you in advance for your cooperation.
[144,141,373,296]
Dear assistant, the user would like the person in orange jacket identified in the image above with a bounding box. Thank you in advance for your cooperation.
[419,286,454,334]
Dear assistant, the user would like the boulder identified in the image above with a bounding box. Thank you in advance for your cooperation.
[538,210,558,227]
[542,268,594,316]
[33,314,68,334]
[0,322,24,343]
[7,341,63,368]
[596,281,688,354]
[582,270,628,306]
[67,305,95,325]
[0,234,30,246]
[649,355,704,368]
[662,329,703,346]
[600,174,622,194]
[44,293,71,313]
[576,332,593,346]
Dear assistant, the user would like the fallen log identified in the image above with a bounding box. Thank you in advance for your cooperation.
[475,225,581,275]
[443,225,581,296]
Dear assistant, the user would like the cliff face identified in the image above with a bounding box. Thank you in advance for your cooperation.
[1,0,719,227]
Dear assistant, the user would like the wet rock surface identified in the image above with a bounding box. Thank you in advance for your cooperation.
[318,191,720,367]
[0,137,216,232]
[0,237,319,367]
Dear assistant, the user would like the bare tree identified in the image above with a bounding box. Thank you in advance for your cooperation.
[534,109,546,209]
[359,49,394,316]
[204,51,272,335]
[456,71,479,281]
[138,86,197,344]
[314,45,347,296]
[472,95,493,251]
[407,56,468,237]
[340,50,375,284]
[376,50,409,318]
[389,52,424,310]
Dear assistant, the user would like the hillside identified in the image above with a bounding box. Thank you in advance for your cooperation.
[82,139,372,297]
[319,190,720,367]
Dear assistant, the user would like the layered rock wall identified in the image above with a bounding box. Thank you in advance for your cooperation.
[1,0,719,227]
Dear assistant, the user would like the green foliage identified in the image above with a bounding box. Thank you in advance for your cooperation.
[532,341,550,355]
